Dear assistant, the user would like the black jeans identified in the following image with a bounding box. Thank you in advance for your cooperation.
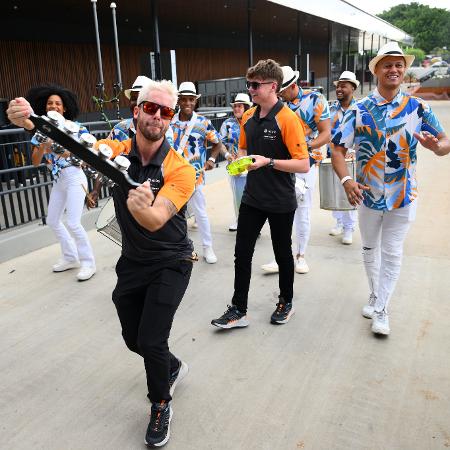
[232,202,295,313]
[112,256,192,403]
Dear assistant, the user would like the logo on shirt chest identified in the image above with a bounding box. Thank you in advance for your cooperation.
[263,128,278,141]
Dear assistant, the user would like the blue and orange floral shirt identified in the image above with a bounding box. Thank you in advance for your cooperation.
[287,87,330,164]
[108,117,174,146]
[170,113,221,185]
[332,88,444,211]
[219,116,241,158]
[31,123,89,178]
[327,98,357,158]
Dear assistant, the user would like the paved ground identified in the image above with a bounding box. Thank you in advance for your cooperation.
[1,102,449,450]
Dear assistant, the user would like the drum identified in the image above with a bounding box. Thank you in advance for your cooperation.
[229,172,247,218]
[319,158,356,211]
[96,198,122,246]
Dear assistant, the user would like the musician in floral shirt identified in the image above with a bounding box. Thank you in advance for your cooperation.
[332,42,450,336]
[170,81,224,263]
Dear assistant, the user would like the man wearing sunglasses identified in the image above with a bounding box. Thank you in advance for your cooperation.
[211,59,309,329]
[7,80,197,447]
[89,76,175,207]
[261,66,331,276]
[170,81,225,264]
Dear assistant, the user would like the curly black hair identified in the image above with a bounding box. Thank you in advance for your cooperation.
[25,84,80,120]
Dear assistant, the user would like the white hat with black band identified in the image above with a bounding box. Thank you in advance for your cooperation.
[124,75,151,99]
[369,41,415,76]
[333,70,360,88]
[178,81,201,99]
[280,66,300,91]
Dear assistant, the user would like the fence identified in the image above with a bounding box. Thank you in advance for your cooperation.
[0,112,229,231]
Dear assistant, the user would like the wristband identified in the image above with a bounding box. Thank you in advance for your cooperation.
[208,157,216,163]
[340,175,352,185]
[224,152,231,160]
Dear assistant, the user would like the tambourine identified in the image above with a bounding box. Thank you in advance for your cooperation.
[226,156,255,176]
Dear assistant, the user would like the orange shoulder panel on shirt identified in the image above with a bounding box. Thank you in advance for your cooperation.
[275,106,308,159]
[238,106,257,151]
[158,148,196,211]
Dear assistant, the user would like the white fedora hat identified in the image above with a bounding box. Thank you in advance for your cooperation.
[369,41,415,75]
[124,75,151,99]
[178,81,201,98]
[280,66,300,91]
[333,70,360,88]
[230,93,252,107]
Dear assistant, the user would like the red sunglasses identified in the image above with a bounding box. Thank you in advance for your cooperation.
[139,101,176,120]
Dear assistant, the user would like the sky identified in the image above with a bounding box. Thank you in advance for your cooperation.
[345,0,450,15]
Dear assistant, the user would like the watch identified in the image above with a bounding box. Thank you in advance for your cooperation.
[268,158,275,168]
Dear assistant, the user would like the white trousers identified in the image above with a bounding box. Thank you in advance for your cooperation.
[228,173,247,221]
[293,165,318,255]
[332,210,358,231]
[188,184,213,248]
[358,202,417,312]
[46,166,95,267]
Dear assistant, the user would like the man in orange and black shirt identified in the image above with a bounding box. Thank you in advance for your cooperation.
[93,81,195,447]
[7,80,195,447]
[211,59,309,329]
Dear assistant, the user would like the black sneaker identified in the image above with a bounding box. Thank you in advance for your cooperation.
[211,305,249,329]
[169,360,189,397]
[145,402,172,447]
[270,301,295,324]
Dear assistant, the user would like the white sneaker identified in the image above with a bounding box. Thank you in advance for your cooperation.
[76,266,96,281]
[261,260,279,273]
[329,225,343,236]
[52,259,80,272]
[228,222,238,232]
[371,310,390,335]
[203,246,217,264]
[342,229,353,245]
[362,293,377,318]
[295,256,309,274]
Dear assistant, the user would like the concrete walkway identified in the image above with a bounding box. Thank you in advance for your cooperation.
[1,102,449,450]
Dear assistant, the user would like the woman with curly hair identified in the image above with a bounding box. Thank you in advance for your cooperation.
[26,84,96,281]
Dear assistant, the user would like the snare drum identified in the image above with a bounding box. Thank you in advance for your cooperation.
[319,158,356,211]
[96,198,122,246]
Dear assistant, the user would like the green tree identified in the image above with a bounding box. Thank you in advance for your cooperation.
[404,47,425,65]
[378,3,450,53]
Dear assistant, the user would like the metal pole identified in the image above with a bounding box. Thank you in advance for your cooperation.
[296,12,302,72]
[91,0,105,118]
[327,22,331,99]
[248,0,253,67]
[110,3,122,88]
[110,2,122,120]
[361,31,365,95]
[369,34,374,91]
[91,0,104,87]
[152,0,162,80]
[346,27,351,70]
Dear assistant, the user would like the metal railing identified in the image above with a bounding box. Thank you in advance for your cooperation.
[0,113,230,231]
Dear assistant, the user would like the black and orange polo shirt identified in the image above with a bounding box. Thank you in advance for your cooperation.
[97,137,196,264]
[239,100,309,213]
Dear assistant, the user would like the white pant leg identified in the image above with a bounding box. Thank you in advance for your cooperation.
[332,210,344,226]
[376,202,416,312]
[358,205,382,300]
[293,206,310,255]
[188,184,212,248]
[62,168,95,267]
[46,170,79,263]
[341,210,357,231]
[294,165,317,255]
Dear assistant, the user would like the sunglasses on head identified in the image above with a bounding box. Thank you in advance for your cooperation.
[246,80,274,90]
[139,101,176,120]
